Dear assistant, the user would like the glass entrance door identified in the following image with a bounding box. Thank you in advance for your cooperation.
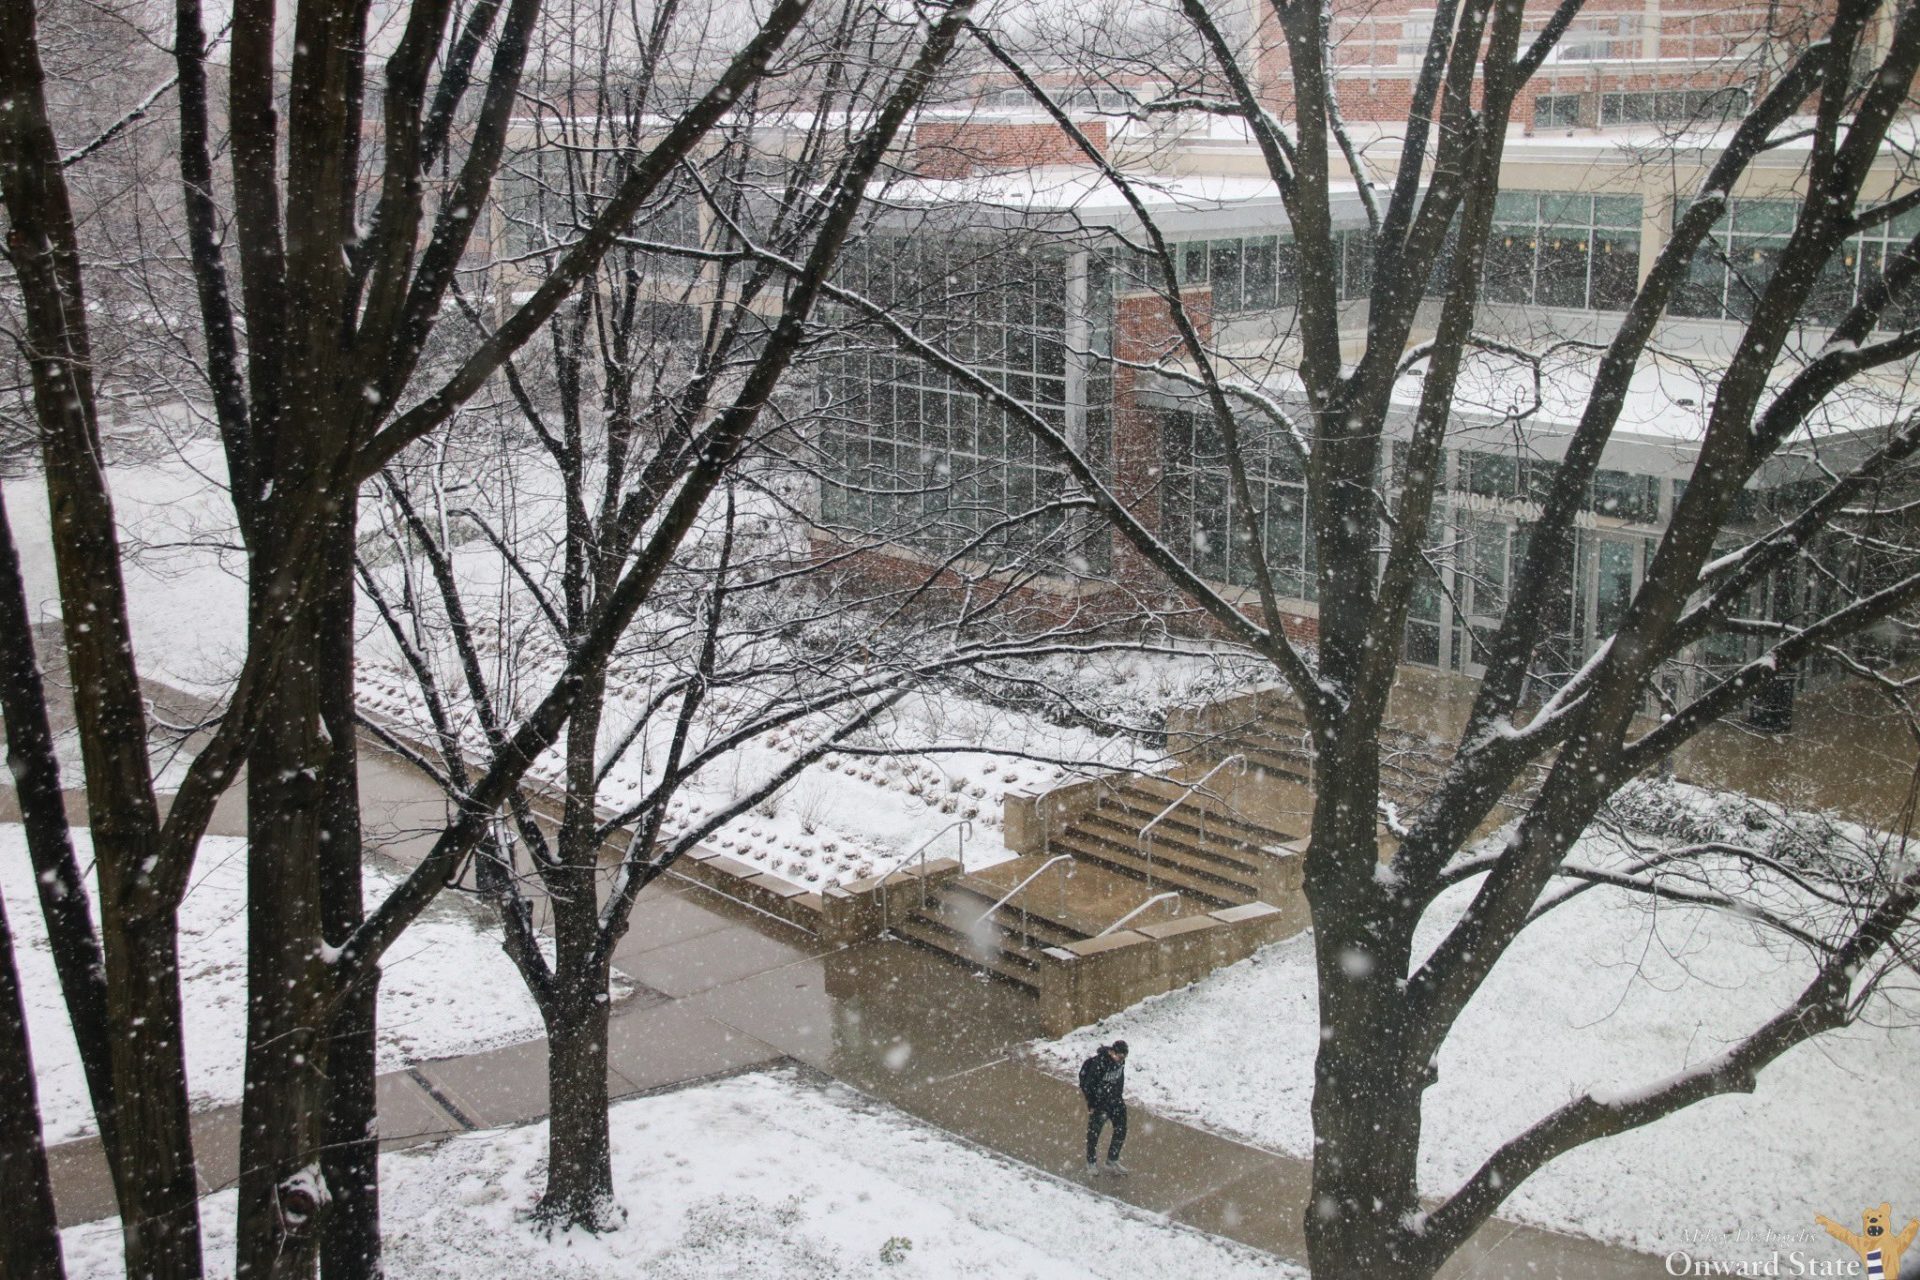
[1592,534,1639,648]
[1452,513,1510,678]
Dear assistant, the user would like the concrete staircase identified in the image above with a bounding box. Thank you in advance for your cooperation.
[897,776,1300,995]
[892,856,1197,994]
[1174,689,1453,815]
[886,687,1535,1026]
[1048,774,1295,907]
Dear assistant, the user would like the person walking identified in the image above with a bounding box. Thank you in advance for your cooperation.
[1078,1040,1130,1176]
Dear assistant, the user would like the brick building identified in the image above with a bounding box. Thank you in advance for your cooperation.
[488,5,1920,734]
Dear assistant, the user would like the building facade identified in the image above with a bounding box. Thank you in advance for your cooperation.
[796,35,1919,726]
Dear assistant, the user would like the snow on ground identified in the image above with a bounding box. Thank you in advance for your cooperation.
[5,824,560,1143]
[4,435,249,697]
[353,548,1260,892]
[359,660,1146,887]
[4,429,1251,894]
[59,1067,1301,1280]
[1037,823,1920,1256]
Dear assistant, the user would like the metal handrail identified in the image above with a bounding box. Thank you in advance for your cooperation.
[876,818,972,920]
[1095,892,1181,938]
[974,852,1074,953]
[1138,754,1246,892]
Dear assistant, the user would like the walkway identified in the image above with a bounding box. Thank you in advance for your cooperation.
[12,664,1661,1278]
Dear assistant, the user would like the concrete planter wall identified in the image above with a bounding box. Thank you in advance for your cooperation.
[1034,899,1298,1037]
[1004,776,1130,855]
[817,857,964,946]
[671,847,831,934]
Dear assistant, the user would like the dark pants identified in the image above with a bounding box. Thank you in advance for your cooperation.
[1086,1103,1127,1164]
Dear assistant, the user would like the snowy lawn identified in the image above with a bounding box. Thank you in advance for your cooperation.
[7,435,1225,893]
[359,662,1142,886]
[1036,817,1920,1256]
[4,436,249,697]
[59,1067,1301,1280]
[5,824,566,1143]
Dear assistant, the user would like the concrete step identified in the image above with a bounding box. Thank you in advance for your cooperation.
[922,881,1087,952]
[890,914,1041,994]
[1061,821,1264,898]
[1093,788,1293,855]
[1048,830,1254,908]
[954,856,1204,937]
[1105,778,1300,848]
[1078,809,1268,880]
[1227,749,1315,790]
[1216,724,1452,806]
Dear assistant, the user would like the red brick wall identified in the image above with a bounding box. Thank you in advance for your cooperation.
[912,120,1108,178]
[1254,0,1849,126]
[1107,285,1208,595]
[1099,284,1322,642]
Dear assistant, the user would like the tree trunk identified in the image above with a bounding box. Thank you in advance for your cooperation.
[0,490,118,1167]
[236,494,367,1280]
[235,582,334,1280]
[1303,742,1433,1280]
[317,528,379,1280]
[318,982,377,1280]
[531,656,621,1233]
[1305,998,1432,1280]
[102,913,205,1280]
[0,891,67,1280]
[0,5,205,1272]
[534,954,619,1233]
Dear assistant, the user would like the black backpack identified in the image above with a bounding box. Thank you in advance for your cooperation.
[1078,1050,1103,1103]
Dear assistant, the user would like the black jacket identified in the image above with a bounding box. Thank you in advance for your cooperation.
[1078,1048,1126,1110]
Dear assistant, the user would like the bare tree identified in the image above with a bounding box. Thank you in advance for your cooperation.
[0,0,983,1277]
[0,893,62,1280]
[722,1,1920,1274]
[357,4,1016,1228]
[359,22,1219,1226]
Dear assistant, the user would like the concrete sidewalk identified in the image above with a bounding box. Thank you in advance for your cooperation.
[14,672,1664,1277]
[37,864,1659,1279]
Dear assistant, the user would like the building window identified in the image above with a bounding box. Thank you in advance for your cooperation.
[1550,12,1639,62]
[816,239,1109,569]
[1588,469,1660,523]
[1676,197,1920,328]
[1452,449,1659,525]
[1178,240,1210,285]
[497,151,702,268]
[1533,94,1582,131]
[1336,229,1375,300]
[1209,238,1245,312]
[1182,231,1365,316]
[495,149,565,256]
[1160,410,1313,599]
[1456,448,1520,500]
[1482,192,1641,311]
[1598,87,1749,127]
[1399,13,1434,65]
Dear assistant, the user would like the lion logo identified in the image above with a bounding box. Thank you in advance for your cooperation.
[1815,1203,1917,1280]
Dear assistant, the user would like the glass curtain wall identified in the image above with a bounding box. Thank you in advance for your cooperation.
[815,235,1113,570]
[1675,197,1920,327]
[1159,409,1315,599]
[1173,229,1376,315]
[1482,192,1642,311]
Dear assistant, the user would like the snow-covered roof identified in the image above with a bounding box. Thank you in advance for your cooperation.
[1140,346,1914,482]
[871,165,1369,238]
[1481,113,1920,177]
[1401,348,1912,455]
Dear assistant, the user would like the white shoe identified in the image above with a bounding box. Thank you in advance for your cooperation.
[1085,1161,1103,1177]
[1104,1160,1131,1176]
